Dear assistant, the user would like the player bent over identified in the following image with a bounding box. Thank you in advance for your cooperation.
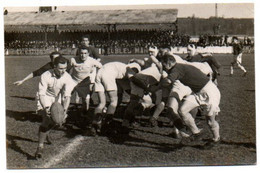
[91,62,141,135]
[149,49,213,128]
[230,37,247,76]
[161,53,221,144]
[13,52,66,86]
[35,56,74,158]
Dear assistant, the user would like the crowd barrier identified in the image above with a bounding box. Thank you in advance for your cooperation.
[5,46,254,56]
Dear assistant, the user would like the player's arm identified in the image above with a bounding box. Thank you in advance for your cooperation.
[69,58,76,74]
[38,74,50,114]
[62,96,71,115]
[62,77,74,114]
[93,59,103,69]
[129,58,145,67]
[14,62,52,86]
[13,73,34,86]
[150,55,163,74]
[161,71,179,87]
[126,67,138,79]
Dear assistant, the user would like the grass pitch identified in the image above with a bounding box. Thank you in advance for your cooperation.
[5,53,256,168]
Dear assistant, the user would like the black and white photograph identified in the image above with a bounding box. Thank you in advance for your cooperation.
[1,0,258,171]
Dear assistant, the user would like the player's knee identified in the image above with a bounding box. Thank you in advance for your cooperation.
[207,117,218,128]
[97,97,106,108]
[179,106,189,117]
[109,100,118,109]
[167,107,179,121]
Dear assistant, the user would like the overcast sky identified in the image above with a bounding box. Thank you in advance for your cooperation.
[3,1,254,18]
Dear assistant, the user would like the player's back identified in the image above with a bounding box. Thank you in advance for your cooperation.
[103,62,128,79]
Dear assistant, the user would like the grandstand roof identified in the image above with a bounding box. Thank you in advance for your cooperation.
[4,9,178,32]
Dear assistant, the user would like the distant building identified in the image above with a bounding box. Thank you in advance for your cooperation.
[39,7,52,13]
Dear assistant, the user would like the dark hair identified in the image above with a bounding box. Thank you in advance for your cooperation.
[79,46,89,52]
[233,36,238,40]
[161,52,176,63]
[130,67,139,74]
[82,35,91,40]
[50,51,62,60]
[53,56,68,66]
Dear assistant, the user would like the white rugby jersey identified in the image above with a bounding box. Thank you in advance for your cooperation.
[71,56,102,83]
[101,62,141,79]
[38,70,74,98]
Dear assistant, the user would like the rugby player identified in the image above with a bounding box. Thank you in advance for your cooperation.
[149,49,213,133]
[35,56,74,158]
[161,53,221,144]
[74,35,101,105]
[230,37,247,76]
[70,47,102,115]
[91,62,141,135]
[121,46,163,132]
[76,35,101,61]
[185,44,221,85]
[13,52,69,86]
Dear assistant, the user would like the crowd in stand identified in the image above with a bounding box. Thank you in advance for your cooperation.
[4,30,254,55]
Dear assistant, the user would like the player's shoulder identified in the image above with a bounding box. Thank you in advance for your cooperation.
[63,71,73,80]
[40,69,53,79]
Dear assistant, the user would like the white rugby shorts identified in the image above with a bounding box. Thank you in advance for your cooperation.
[169,80,192,100]
[94,68,118,92]
[184,80,221,116]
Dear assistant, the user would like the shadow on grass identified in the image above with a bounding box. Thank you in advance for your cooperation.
[10,95,36,101]
[6,134,37,160]
[6,110,41,123]
[103,121,208,153]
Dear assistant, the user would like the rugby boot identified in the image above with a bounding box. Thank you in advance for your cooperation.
[149,117,158,127]
[45,134,52,145]
[35,146,44,159]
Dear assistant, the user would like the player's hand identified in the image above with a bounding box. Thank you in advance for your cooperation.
[44,107,51,116]
[161,78,172,87]
[63,112,68,124]
[13,80,24,86]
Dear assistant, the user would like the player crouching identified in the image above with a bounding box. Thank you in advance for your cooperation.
[161,53,221,145]
[90,62,141,136]
[35,56,74,159]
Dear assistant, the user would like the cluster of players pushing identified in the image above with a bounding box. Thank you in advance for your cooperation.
[14,35,247,159]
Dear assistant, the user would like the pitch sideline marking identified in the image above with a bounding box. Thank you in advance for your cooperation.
[38,135,90,168]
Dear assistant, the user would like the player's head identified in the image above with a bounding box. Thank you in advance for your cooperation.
[148,46,159,57]
[81,35,90,47]
[161,52,177,70]
[50,51,62,63]
[157,48,171,60]
[126,63,141,78]
[187,44,196,56]
[80,47,89,61]
[53,56,68,78]
[232,36,239,43]
[127,62,141,73]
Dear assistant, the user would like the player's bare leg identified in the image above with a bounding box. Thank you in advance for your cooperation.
[90,91,106,135]
[230,63,235,76]
[149,101,165,127]
[179,100,201,135]
[237,62,247,76]
[167,97,190,138]
[206,114,220,142]
[35,110,54,159]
